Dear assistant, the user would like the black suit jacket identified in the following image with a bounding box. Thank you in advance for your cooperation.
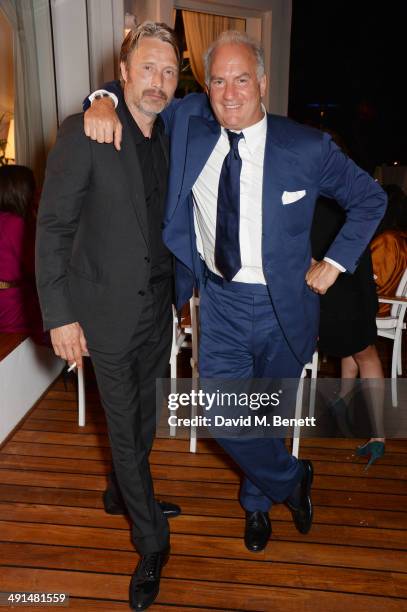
[36,106,169,351]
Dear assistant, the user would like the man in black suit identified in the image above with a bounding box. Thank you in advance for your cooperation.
[36,22,180,610]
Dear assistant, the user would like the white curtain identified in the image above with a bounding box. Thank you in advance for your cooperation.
[0,0,46,183]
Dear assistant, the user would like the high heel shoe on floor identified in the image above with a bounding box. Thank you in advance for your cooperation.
[355,441,385,469]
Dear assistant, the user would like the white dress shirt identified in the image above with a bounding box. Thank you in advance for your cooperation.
[192,110,345,283]
[193,112,268,284]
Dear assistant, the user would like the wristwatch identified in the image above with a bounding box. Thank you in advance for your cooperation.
[88,89,118,108]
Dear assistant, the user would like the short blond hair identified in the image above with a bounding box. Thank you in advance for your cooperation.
[119,21,180,84]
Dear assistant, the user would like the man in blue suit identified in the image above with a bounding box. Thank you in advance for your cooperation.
[85,30,386,553]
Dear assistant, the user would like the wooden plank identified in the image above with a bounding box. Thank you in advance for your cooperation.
[68,601,224,611]
[0,567,405,611]
[0,485,407,529]
[37,398,102,411]
[22,419,108,435]
[0,469,406,514]
[2,442,111,461]
[1,450,405,482]
[0,502,407,552]
[0,543,405,598]
[1,520,407,565]
[0,333,28,362]
[29,408,106,423]
[3,440,407,470]
[0,484,406,524]
[0,484,103,508]
[12,431,111,447]
[0,487,407,530]
[0,454,110,475]
[0,465,406,497]
[0,493,406,530]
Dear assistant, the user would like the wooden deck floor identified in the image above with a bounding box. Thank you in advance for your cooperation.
[0,367,406,611]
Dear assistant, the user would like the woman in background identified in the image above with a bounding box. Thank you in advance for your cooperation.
[0,165,43,335]
[311,196,385,468]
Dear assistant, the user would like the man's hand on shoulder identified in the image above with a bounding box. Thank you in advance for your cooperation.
[305,260,341,295]
[50,322,88,368]
[84,97,123,151]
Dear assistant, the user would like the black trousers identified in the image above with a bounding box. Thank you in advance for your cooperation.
[89,278,172,554]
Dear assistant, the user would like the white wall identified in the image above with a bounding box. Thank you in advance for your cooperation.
[50,0,124,123]
[33,0,58,154]
[50,0,90,122]
[0,340,64,444]
[87,0,124,91]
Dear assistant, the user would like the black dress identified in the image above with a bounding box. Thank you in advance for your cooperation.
[311,197,378,358]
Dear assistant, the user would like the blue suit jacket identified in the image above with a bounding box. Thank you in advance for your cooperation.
[161,94,387,364]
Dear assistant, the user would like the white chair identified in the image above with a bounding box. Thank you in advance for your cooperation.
[292,350,319,458]
[76,352,90,427]
[188,293,200,452]
[169,294,199,379]
[169,294,200,450]
[376,268,407,407]
[77,365,86,426]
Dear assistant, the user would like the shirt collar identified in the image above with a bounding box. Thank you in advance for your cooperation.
[123,101,164,143]
[221,104,267,155]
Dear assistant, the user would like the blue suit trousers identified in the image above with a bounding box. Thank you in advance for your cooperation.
[199,272,304,511]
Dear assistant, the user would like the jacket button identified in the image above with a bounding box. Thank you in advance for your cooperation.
[144,257,150,263]
[138,290,146,296]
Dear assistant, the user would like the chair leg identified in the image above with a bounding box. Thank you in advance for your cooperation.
[292,370,306,458]
[397,334,403,376]
[189,370,198,453]
[391,376,398,409]
[391,332,400,380]
[308,350,318,419]
[78,367,86,427]
[391,332,400,408]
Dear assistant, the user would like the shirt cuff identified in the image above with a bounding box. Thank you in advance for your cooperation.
[88,89,118,108]
[323,257,346,273]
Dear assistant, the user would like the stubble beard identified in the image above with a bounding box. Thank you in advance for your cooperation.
[136,90,168,118]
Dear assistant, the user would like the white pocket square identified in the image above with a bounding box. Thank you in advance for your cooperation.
[282,190,306,205]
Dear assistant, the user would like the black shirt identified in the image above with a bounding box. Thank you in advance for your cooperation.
[123,103,172,284]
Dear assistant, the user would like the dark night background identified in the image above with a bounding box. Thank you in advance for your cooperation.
[288,0,407,171]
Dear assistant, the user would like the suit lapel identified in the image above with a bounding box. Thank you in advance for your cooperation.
[116,105,149,247]
[179,116,221,204]
[262,114,298,265]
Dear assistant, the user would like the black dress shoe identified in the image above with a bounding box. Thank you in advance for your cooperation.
[102,490,181,518]
[129,547,169,610]
[244,510,271,552]
[286,459,314,534]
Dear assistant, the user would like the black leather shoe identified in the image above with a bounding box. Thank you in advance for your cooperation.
[103,490,181,519]
[286,459,314,534]
[129,547,169,610]
[244,510,271,552]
